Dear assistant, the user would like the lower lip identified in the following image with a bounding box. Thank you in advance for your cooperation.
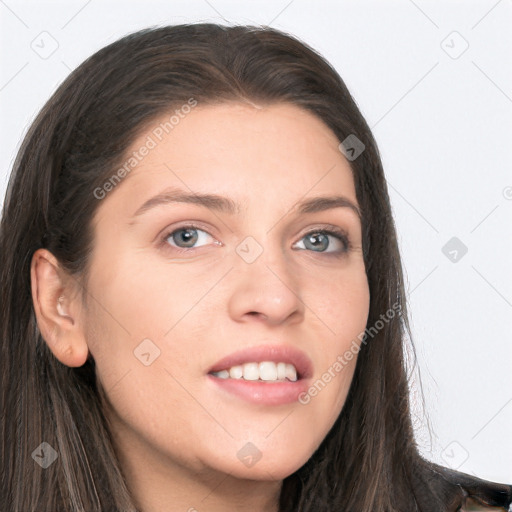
[207,375,310,405]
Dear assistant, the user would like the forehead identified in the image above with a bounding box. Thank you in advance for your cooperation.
[94,102,358,221]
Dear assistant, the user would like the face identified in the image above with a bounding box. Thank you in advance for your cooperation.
[82,102,370,482]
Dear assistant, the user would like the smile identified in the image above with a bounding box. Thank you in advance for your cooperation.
[207,344,313,405]
[210,361,298,382]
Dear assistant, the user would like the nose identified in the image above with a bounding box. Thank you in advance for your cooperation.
[227,250,305,326]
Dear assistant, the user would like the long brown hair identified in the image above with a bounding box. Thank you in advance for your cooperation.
[1,23,510,511]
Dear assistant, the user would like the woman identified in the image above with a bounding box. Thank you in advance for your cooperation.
[1,23,510,512]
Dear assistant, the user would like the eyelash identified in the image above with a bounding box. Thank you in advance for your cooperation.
[160,223,351,257]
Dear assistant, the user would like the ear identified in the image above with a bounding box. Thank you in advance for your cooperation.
[30,248,89,367]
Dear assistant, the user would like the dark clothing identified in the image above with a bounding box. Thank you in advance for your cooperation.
[424,463,512,511]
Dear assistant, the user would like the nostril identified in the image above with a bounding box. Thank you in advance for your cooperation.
[247,312,267,320]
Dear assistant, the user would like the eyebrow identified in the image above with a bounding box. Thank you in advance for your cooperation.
[130,186,362,221]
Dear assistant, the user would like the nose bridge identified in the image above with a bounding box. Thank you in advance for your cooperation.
[235,221,290,279]
[227,228,304,324]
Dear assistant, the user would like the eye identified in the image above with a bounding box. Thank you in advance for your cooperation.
[163,224,217,252]
[293,227,350,256]
[160,223,350,256]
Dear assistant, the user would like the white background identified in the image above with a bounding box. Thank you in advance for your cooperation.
[1,0,511,484]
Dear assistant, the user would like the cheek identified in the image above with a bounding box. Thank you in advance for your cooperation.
[301,265,369,409]
[83,298,203,464]
[80,257,218,452]
[97,255,221,341]
[308,262,370,341]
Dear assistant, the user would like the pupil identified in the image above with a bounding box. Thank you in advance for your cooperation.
[306,233,328,251]
[175,228,198,247]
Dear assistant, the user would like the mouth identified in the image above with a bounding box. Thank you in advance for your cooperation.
[207,344,313,405]
[209,361,301,382]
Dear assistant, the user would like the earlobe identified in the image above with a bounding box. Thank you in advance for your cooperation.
[30,248,89,368]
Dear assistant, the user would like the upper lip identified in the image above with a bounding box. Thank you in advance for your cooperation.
[207,344,313,380]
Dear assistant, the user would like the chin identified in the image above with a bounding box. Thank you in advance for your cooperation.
[228,461,302,481]
[208,447,313,482]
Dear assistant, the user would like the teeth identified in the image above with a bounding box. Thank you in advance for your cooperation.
[243,362,259,381]
[211,361,297,382]
[285,364,297,382]
[277,362,286,380]
[229,365,243,379]
[259,361,277,381]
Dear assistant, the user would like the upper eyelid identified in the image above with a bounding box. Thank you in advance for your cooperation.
[161,221,218,241]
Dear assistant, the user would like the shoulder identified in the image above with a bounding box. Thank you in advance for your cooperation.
[429,462,512,511]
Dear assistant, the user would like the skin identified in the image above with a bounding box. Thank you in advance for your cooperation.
[31,102,370,512]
